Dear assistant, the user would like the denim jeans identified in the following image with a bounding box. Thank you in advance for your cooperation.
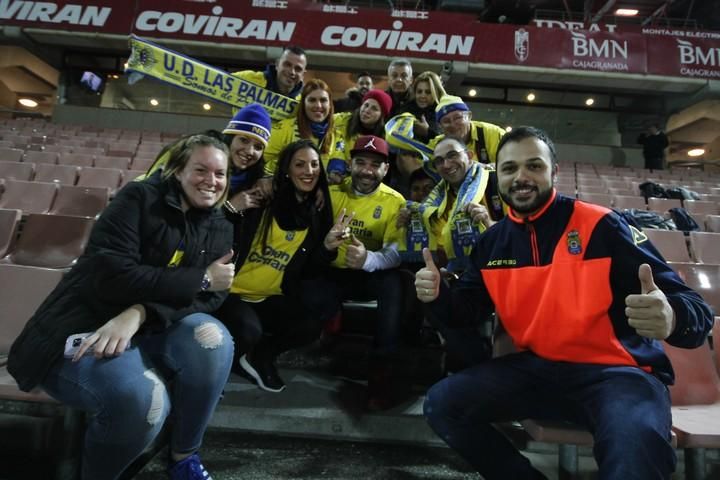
[423,351,675,480]
[41,313,234,480]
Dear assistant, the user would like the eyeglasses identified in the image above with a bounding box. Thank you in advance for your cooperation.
[432,150,464,168]
[439,111,468,128]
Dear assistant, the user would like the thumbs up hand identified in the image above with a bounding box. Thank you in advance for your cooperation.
[625,263,676,339]
[345,234,367,270]
[415,248,440,303]
[205,250,235,291]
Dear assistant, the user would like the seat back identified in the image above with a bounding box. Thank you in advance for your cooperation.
[94,155,130,170]
[0,264,64,356]
[671,263,720,316]
[76,167,123,195]
[0,208,21,258]
[707,215,720,233]
[6,214,94,269]
[689,232,720,264]
[49,185,109,218]
[0,161,34,181]
[58,152,94,167]
[613,195,647,210]
[23,151,59,165]
[644,229,692,263]
[0,180,58,214]
[684,201,719,217]
[663,340,720,406]
[576,193,613,209]
[33,163,79,185]
[648,197,683,213]
[0,147,24,163]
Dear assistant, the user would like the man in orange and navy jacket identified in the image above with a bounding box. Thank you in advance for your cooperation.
[416,126,713,480]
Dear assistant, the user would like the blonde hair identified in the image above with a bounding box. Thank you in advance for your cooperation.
[412,71,446,105]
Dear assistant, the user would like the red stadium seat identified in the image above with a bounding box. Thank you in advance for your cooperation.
[689,232,720,265]
[644,229,692,263]
[2,213,94,269]
[0,208,21,258]
[49,185,108,218]
[0,162,34,181]
[33,163,79,185]
[0,180,57,214]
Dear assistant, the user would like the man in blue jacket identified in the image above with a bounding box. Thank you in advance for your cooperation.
[416,126,714,479]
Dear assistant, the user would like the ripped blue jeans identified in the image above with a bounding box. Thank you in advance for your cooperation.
[41,313,234,480]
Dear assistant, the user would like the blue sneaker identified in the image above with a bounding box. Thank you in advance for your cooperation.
[168,453,213,480]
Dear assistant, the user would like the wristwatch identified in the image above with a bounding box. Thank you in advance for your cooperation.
[200,273,212,292]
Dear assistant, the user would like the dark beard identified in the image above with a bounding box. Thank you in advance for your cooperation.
[499,186,553,215]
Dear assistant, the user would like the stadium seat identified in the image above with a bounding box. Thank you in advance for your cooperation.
[575,184,607,195]
[647,197,683,213]
[0,147,24,163]
[671,263,720,315]
[33,163,79,185]
[49,185,108,218]
[0,180,58,214]
[0,208,21,258]
[76,167,123,195]
[685,200,719,217]
[118,170,146,190]
[23,151,59,165]
[94,155,131,170]
[705,215,720,233]
[606,187,634,196]
[613,195,646,210]
[643,229,692,263]
[0,264,64,359]
[58,152,94,167]
[2,214,94,269]
[130,156,156,171]
[664,338,720,480]
[689,232,720,264]
[42,144,74,155]
[576,192,613,208]
[0,161,34,181]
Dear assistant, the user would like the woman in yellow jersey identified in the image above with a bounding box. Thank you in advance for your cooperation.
[327,88,393,184]
[216,140,351,392]
[262,79,336,176]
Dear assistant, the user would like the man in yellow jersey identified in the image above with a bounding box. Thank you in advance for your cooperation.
[231,45,307,100]
[428,95,506,165]
[406,137,501,372]
[306,135,408,410]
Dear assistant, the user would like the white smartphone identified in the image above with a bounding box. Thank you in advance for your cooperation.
[63,332,93,358]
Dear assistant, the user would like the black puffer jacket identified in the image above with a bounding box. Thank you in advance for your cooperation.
[8,171,233,391]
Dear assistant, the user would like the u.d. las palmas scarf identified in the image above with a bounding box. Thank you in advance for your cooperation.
[125,35,297,121]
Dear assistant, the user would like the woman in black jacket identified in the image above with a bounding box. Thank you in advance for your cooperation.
[8,134,235,480]
[216,139,352,393]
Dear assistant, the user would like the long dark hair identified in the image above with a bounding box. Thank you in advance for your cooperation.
[347,103,385,138]
[222,133,265,196]
[257,139,332,251]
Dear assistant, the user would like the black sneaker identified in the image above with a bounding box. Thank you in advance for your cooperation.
[239,354,286,393]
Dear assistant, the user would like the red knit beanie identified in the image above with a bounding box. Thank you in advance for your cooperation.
[362,89,393,118]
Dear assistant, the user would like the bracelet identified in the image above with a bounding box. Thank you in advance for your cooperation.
[224,200,243,216]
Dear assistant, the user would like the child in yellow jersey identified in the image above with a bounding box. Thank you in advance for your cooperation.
[303,136,410,411]
[215,140,348,393]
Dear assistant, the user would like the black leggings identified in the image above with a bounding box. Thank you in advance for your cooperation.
[215,294,324,363]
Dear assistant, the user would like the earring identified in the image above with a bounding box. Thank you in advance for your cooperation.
[285,174,289,178]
